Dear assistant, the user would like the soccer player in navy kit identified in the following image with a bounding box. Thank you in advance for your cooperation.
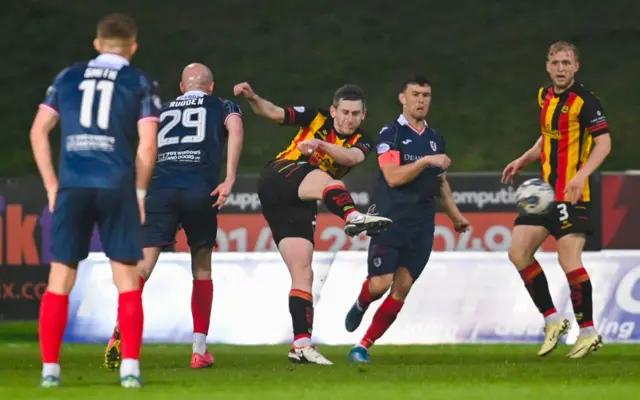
[30,14,160,388]
[104,63,244,370]
[344,75,469,363]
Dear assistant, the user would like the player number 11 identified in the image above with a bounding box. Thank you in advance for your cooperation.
[79,79,115,130]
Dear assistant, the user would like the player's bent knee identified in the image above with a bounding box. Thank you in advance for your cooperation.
[390,268,414,300]
[508,247,534,270]
[298,169,342,200]
[369,274,393,297]
[557,233,586,272]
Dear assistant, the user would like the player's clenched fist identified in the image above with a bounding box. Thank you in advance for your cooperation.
[424,154,451,169]
[233,82,257,99]
[298,138,323,155]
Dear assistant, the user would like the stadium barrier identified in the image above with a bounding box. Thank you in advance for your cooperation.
[64,250,640,345]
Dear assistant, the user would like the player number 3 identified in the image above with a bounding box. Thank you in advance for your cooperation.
[557,203,569,222]
[157,107,207,148]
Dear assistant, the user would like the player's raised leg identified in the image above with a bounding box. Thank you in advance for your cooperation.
[298,169,392,236]
[557,233,603,358]
[278,238,332,365]
[508,224,569,356]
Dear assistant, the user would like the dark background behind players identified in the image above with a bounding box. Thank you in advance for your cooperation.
[1,0,638,177]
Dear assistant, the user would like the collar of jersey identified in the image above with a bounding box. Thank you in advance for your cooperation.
[177,90,207,99]
[89,53,130,69]
[397,114,428,132]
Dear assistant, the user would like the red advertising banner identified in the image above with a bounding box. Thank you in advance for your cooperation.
[174,213,558,253]
[601,174,640,249]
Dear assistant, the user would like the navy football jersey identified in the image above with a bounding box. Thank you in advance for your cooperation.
[40,53,162,189]
[372,114,446,222]
[148,91,242,192]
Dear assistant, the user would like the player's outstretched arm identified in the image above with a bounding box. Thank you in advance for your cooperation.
[233,82,285,123]
[436,175,469,232]
[30,108,59,210]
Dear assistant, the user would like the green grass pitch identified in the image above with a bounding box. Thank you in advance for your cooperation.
[0,322,639,399]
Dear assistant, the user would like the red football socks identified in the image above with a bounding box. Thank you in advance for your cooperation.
[360,296,404,349]
[39,291,69,364]
[118,289,144,360]
[192,279,214,335]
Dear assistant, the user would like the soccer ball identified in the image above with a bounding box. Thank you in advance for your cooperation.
[515,178,555,215]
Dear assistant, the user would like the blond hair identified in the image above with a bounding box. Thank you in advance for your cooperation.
[547,41,579,60]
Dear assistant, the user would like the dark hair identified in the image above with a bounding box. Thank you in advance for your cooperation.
[97,13,138,41]
[400,74,432,93]
[333,84,366,108]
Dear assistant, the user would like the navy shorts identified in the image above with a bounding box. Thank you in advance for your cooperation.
[51,187,142,264]
[142,188,218,251]
[367,224,435,282]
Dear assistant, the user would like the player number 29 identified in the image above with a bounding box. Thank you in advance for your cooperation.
[557,203,569,222]
[79,79,114,130]
[158,107,207,148]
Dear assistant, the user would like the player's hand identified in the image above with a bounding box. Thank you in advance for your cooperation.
[233,82,257,100]
[425,154,451,169]
[298,138,323,155]
[564,172,586,205]
[211,178,234,209]
[453,216,470,233]
[137,197,146,225]
[45,183,58,212]
[501,158,525,184]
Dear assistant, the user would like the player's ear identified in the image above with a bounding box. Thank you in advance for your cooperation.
[362,107,367,121]
[93,38,101,53]
[130,41,138,57]
[398,93,406,106]
[179,82,186,94]
[329,105,337,118]
[209,82,214,94]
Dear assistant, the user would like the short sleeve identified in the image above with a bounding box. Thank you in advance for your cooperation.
[138,77,162,122]
[223,100,242,126]
[579,94,609,137]
[281,106,320,126]
[351,134,373,158]
[437,135,447,176]
[39,68,70,116]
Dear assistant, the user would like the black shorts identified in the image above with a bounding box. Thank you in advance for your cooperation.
[257,160,319,246]
[514,201,592,239]
[142,187,218,251]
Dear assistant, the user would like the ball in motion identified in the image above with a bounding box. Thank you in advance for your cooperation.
[515,178,555,215]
